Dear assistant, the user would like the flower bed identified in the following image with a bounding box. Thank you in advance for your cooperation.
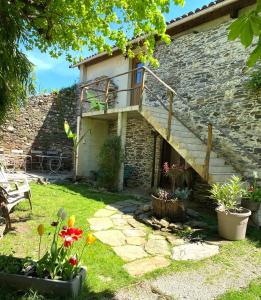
[0,208,96,297]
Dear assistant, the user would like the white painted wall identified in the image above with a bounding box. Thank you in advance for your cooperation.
[77,117,109,177]
[80,55,130,108]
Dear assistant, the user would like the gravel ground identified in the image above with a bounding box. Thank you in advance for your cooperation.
[113,252,261,300]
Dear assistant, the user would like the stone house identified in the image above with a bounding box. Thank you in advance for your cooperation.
[72,0,260,192]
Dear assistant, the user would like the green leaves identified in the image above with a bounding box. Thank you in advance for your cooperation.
[64,120,76,140]
[228,9,261,67]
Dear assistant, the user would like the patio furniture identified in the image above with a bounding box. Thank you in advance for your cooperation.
[36,152,67,174]
[10,149,32,172]
[0,166,32,232]
[31,149,44,170]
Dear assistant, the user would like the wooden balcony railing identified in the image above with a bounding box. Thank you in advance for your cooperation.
[79,66,212,180]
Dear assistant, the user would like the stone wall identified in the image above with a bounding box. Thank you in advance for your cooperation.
[146,19,261,178]
[109,117,162,191]
[0,86,78,169]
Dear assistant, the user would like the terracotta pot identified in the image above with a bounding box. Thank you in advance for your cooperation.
[215,207,251,241]
[151,195,185,221]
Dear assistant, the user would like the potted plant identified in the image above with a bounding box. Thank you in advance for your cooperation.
[0,208,96,298]
[241,172,261,227]
[152,187,191,221]
[210,176,251,241]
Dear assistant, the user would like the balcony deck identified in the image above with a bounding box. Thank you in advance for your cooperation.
[81,105,141,120]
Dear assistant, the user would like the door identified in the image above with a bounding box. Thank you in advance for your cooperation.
[130,58,144,106]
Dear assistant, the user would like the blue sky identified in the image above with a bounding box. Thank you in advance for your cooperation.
[25,0,213,93]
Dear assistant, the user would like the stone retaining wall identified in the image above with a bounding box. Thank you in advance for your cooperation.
[109,118,162,191]
[146,19,261,178]
[0,86,78,169]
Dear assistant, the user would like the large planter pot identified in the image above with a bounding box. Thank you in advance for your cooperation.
[152,195,185,221]
[241,199,261,227]
[215,207,251,241]
[0,263,86,298]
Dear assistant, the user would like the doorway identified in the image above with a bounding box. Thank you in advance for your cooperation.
[130,58,144,106]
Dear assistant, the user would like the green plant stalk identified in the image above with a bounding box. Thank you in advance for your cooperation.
[38,236,42,260]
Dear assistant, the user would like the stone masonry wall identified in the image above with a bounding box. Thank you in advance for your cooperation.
[109,117,162,191]
[0,86,78,169]
[146,19,261,178]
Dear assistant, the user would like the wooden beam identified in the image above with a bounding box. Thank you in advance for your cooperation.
[203,123,213,182]
[166,91,174,140]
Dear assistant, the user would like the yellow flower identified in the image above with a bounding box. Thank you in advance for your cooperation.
[67,215,75,228]
[37,224,45,236]
[86,233,96,245]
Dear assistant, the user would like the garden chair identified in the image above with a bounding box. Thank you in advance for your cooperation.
[0,166,32,232]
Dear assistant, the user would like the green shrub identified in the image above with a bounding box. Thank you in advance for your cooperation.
[246,67,261,93]
[98,136,123,191]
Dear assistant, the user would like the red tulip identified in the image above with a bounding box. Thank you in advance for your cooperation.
[69,256,78,266]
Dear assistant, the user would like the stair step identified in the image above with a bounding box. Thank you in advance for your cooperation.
[196,157,227,166]
[174,136,203,145]
[209,165,234,173]
[172,129,195,138]
[180,143,206,151]
[210,173,241,183]
[189,150,217,159]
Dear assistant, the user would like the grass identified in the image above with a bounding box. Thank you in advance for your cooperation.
[0,182,260,299]
[218,277,261,300]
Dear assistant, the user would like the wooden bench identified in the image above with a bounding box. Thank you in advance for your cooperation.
[0,167,32,233]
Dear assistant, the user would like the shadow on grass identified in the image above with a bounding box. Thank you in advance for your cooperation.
[0,286,115,300]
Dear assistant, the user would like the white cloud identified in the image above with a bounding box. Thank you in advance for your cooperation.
[26,53,54,70]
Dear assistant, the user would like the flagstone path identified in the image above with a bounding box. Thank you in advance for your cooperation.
[87,199,219,276]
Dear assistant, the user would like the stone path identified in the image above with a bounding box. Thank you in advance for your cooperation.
[114,259,261,300]
[87,199,219,277]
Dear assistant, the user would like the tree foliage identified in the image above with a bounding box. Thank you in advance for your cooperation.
[0,0,184,123]
[228,1,261,67]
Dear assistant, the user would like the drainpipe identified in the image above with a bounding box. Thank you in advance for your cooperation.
[151,130,159,188]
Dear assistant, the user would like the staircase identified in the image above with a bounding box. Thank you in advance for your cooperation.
[140,104,239,184]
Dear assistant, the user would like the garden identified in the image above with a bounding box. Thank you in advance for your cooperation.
[0,179,260,299]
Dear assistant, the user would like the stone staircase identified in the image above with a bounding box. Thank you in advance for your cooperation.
[140,104,239,184]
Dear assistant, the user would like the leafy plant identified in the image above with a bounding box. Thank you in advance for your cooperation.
[64,120,86,181]
[245,171,261,203]
[245,68,261,93]
[228,2,261,67]
[153,187,191,201]
[209,176,245,211]
[163,162,192,192]
[0,255,25,274]
[35,208,96,281]
[173,187,191,201]
[98,136,123,191]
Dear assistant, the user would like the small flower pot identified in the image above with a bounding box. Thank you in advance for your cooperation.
[152,195,186,221]
[0,261,86,298]
[241,199,261,227]
[215,206,251,241]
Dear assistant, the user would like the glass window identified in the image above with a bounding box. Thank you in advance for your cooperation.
[135,62,144,84]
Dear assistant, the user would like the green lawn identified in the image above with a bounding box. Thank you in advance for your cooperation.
[0,183,260,300]
[218,278,261,300]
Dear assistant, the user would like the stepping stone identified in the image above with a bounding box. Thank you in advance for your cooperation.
[88,217,113,231]
[172,243,219,261]
[121,206,138,214]
[166,234,186,246]
[113,245,149,261]
[126,236,146,246]
[145,236,171,256]
[94,209,117,217]
[94,230,126,247]
[123,229,146,237]
[112,218,128,227]
[124,256,170,276]
[127,218,146,229]
[105,204,120,211]
[111,213,124,219]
